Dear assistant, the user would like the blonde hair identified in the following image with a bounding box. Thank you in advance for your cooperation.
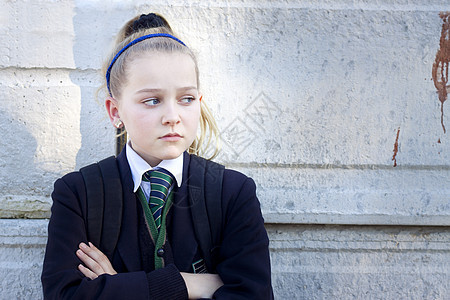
[100,14,219,159]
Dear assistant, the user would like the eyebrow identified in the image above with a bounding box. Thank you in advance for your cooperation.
[135,86,198,94]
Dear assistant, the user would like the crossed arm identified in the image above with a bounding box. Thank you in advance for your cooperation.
[76,242,223,299]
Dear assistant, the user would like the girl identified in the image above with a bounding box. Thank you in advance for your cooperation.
[41,13,273,299]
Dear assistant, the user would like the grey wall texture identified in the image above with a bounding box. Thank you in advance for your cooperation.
[0,0,449,299]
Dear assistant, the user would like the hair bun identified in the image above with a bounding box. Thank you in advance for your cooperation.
[132,13,171,32]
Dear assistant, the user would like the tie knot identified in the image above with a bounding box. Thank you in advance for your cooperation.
[143,168,174,190]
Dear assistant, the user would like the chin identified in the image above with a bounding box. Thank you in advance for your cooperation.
[161,149,184,160]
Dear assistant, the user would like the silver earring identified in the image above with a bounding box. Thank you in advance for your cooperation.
[114,119,123,128]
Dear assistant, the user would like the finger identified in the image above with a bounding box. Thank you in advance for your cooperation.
[79,243,117,275]
[86,242,117,275]
[79,243,108,266]
[78,264,98,280]
[76,249,104,275]
[88,242,98,249]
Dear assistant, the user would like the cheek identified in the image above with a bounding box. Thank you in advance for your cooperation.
[192,109,201,127]
[121,106,150,124]
[185,111,201,137]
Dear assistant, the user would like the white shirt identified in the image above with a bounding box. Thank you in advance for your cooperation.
[126,142,183,200]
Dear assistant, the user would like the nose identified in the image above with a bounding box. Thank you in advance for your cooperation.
[161,101,181,126]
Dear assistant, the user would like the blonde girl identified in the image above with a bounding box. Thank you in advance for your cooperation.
[42,13,273,299]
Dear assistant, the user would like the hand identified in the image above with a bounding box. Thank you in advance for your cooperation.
[180,272,224,299]
[76,242,117,280]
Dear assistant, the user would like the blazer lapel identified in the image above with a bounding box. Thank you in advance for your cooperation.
[115,148,142,272]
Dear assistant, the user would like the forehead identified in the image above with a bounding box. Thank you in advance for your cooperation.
[129,51,195,68]
[124,52,198,91]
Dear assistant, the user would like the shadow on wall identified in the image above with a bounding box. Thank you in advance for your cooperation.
[70,5,122,169]
[0,108,38,197]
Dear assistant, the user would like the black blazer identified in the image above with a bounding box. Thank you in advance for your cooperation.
[42,149,273,299]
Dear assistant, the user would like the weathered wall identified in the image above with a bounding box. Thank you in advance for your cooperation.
[1,220,449,299]
[0,0,449,299]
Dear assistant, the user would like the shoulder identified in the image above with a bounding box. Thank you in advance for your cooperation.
[52,158,107,203]
[54,170,84,192]
[51,158,113,217]
[187,154,255,188]
[51,170,86,207]
[222,167,257,196]
[223,168,255,190]
[221,168,260,222]
[187,153,255,185]
[54,155,122,194]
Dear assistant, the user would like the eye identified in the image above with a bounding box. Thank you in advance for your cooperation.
[143,98,160,106]
[179,97,195,105]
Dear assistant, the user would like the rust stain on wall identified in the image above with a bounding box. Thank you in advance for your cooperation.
[392,128,400,167]
[432,12,450,134]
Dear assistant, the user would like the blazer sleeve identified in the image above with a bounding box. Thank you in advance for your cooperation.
[41,172,188,300]
[213,170,274,300]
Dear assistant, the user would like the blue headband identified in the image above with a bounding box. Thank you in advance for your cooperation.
[106,33,187,96]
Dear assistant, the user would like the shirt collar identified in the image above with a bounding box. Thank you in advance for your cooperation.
[126,142,183,192]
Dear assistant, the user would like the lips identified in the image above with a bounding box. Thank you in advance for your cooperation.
[160,133,182,141]
[162,133,181,138]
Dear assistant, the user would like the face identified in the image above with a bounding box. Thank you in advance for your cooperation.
[106,52,201,166]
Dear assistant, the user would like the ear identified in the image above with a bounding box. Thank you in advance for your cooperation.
[105,96,121,127]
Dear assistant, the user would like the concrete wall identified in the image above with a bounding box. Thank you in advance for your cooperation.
[0,0,449,299]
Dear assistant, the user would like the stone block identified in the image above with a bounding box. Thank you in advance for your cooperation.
[0,68,114,209]
[238,166,450,226]
[268,224,450,299]
[0,0,76,68]
[0,219,47,299]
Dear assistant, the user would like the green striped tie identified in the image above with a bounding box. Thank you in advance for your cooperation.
[142,169,174,231]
